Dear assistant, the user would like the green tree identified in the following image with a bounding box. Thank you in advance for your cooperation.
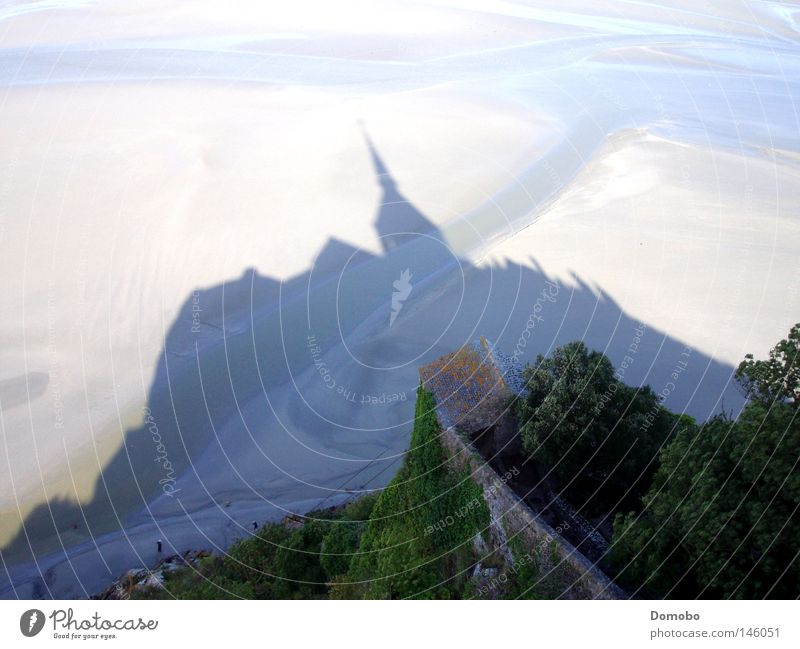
[272,517,335,599]
[736,323,800,408]
[319,495,379,580]
[515,341,676,512]
[613,324,800,598]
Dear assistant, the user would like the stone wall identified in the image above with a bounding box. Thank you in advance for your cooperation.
[440,426,626,600]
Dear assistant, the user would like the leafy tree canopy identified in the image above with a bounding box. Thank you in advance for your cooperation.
[614,324,800,598]
[736,323,800,408]
[515,341,676,512]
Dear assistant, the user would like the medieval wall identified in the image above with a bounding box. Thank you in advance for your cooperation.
[439,425,626,600]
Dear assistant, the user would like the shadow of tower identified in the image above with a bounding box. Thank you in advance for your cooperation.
[0,127,744,599]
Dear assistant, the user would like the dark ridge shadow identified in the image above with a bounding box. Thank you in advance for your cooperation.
[0,127,743,599]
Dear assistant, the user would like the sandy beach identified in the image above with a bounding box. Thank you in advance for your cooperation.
[1,0,799,597]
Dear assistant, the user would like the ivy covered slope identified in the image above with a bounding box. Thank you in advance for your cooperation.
[342,386,489,599]
[134,386,490,600]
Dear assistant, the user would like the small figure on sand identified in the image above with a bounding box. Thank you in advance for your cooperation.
[252,521,258,532]
[156,539,162,553]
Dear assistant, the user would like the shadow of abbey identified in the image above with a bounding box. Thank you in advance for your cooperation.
[0,128,743,598]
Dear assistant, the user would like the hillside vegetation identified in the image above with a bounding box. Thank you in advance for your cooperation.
[135,388,503,599]
[133,325,798,599]
[612,324,799,598]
